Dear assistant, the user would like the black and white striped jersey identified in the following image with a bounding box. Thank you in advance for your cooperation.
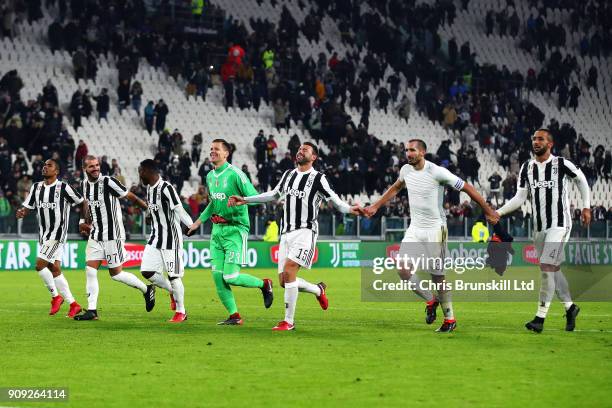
[82,176,128,241]
[518,155,583,232]
[146,178,184,250]
[23,180,84,243]
[273,168,341,235]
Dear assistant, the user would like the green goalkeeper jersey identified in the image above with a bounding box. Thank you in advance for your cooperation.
[199,162,258,231]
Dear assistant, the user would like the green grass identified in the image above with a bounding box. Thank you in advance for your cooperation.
[1,268,611,408]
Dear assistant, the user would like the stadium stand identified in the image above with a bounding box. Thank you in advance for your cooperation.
[0,0,610,238]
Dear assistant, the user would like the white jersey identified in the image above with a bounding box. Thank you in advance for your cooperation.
[398,160,465,228]
[82,176,128,241]
[23,180,84,243]
[274,168,341,235]
[518,155,583,232]
[146,178,184,250]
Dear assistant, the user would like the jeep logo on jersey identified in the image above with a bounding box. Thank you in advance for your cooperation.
[148,204,160,211]
[531,180,556,189]
[211,192,227,200]
[287,188,306,198]
[39,202,57,209]
[89,200,103,208]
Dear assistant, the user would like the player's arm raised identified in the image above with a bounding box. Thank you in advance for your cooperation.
[364,179,404,218]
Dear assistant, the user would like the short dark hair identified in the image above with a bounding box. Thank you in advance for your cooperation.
[212,138,232,152]
[408,139,427,151]
[139,159,158,173]
[82,155,97,167]
[535,128,554,142]
[303,142,319,156]
[48,158,61,172]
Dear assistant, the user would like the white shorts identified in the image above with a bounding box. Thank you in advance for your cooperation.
[86,239,126,268]
[141,244,184,278]
[38,240,63,263]
[278,228,318,273]
[534,227,571,266]
[399,225,448,276]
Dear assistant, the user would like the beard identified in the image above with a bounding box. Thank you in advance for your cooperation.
[533,146,548,156]
[296,155,310,165]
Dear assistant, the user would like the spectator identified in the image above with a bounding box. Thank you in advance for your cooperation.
[442,103,458,130]
[375,87,390,113]
[196,65,210,101]
[70,89,83,129]
[603,151,611,182]
[0,189,11,232]
[94,88,110,122]
[262,46,274,69]
[257,163,270,191]
[288,134,301,158]
[273,98,289,132]
[198,158,213,184]
[191,133,203,166]
[118,79,130,114]
[144,101,155,134]
[253,130,267,165]
[488,171,502,205]
[266,135,278,162]
[502,173,517,201]
[72,48,87,81]
[42,80,59,107]
[241,164,252,182]
[154,99,169,134]
[130,81,143,115]
[221,61,236,110]
[569,84,580,111]
[228,42,245,66]
[279,152,293,172]
[396,96,411,122]
[100,156,111,175]
[82,89,93,117]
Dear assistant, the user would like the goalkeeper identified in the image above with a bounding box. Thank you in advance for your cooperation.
[188,139,273,325]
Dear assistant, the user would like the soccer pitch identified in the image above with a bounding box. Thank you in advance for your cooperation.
[1,267,611,408]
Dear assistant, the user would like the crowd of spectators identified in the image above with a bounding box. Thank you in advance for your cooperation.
[2,0,612,236]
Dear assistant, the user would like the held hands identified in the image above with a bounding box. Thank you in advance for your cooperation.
[186,221,201,237]
[227,195,247,207]
[349,205,366,216]
[362,205,378,218]
[581,208,591,227]
[485,210,501,225]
